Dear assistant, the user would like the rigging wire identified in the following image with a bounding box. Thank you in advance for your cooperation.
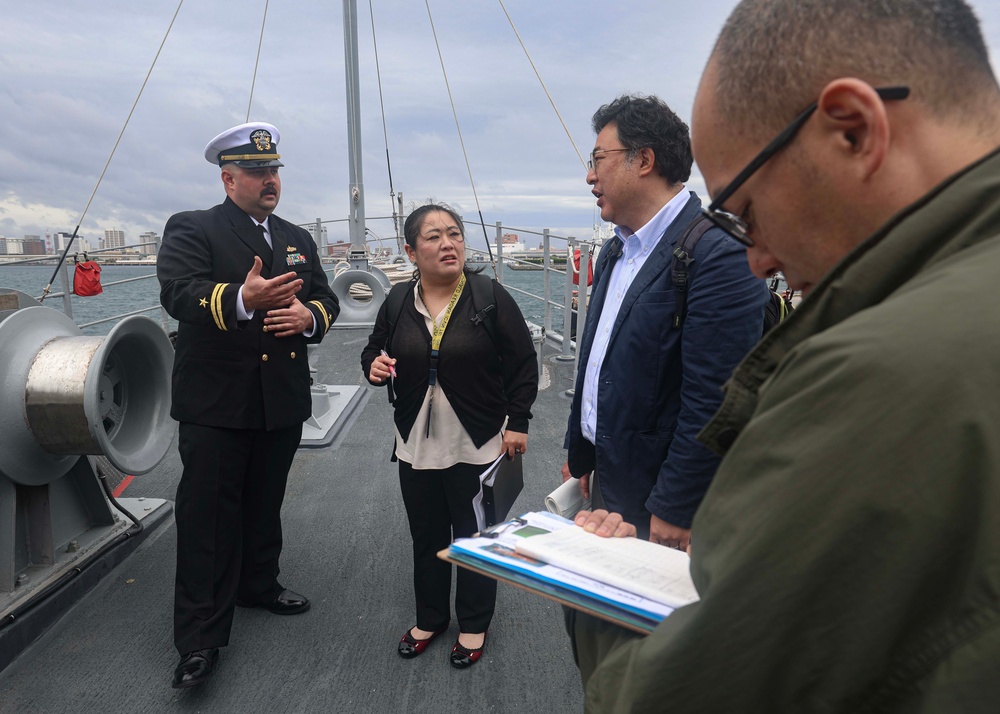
[497,0,587,171]
[368,0,398,238]
[423,0,496,276]
[41,0,186,302]
[246,0,270,122]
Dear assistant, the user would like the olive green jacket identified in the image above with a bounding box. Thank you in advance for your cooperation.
[579,147,1000,712]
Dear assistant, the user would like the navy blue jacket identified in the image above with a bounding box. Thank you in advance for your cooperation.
[158,197,339,431]
[564,193,767,528]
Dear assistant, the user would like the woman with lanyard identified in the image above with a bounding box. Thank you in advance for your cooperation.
[362,203,538,668]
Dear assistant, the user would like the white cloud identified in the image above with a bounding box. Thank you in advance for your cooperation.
[1,0,998,250]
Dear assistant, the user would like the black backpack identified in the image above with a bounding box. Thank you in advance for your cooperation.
[763,276,794,333]
[670,215,792,335]
[380,271,499,402]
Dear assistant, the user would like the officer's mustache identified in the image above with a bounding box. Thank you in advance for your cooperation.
[261,187,278,197]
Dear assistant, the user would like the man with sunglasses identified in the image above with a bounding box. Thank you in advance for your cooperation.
[561,95,767,548]
[572,0,1000,710]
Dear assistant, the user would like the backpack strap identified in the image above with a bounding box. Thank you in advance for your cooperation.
[384,279,416,348]
[384,273,499,350]
[465,271,499,349]
[594,237,623,283]
[382,273,500,402]
[671,214,714,328]
[382,279,417,403]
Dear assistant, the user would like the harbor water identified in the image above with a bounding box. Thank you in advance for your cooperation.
[0,263,572,337]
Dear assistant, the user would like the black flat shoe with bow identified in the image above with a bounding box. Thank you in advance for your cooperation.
[398,627,446,658]
[450,633,486,669]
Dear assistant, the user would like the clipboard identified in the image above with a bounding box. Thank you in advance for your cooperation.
[437,548,655,635]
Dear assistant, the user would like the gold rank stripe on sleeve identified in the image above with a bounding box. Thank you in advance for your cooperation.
[210,282,229,331]
[308,300,331,332]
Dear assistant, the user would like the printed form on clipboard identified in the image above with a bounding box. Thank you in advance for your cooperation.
[513,523,699,609]
[446,511,698,632]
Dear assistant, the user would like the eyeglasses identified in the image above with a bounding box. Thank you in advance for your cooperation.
[587,148,631,172]
[702,86,910,247]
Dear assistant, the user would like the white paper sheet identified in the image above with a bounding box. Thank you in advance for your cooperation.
[470,453,506,532]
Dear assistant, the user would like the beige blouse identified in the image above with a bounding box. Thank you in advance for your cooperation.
[393,284,504,470]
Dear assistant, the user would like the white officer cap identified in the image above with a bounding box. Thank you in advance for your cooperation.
[204,122,284,168]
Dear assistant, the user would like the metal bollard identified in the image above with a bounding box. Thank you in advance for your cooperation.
[557,238,576,363]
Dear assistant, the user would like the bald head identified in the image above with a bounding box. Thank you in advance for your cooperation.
[708,0,1000,142]
[691,0,1000,293]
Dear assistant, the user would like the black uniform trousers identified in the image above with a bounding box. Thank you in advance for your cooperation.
[173,421,302,655]
[398,460,496,634]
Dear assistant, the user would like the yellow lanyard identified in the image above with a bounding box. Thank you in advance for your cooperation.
[418,273,466,438]
[422,273,467,351]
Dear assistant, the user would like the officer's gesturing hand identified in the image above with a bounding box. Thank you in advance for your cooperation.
[242,256,303,310]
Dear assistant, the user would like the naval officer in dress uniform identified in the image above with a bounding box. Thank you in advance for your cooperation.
[157,122,339,689]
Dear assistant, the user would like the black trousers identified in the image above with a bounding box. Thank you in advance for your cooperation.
[173,422,302,655]
[398,460,496,634]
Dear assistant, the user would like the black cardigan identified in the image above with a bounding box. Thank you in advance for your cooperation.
[361,275,538,448]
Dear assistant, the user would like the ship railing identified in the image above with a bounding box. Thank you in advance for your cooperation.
[302,212,599,376]
[0,238,170,333]
[462,219,602,380]
[297,215,405,272]
[2,217,603,382]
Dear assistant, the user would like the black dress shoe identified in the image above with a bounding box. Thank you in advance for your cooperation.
[172,648,219,689]
[236,588,310,615]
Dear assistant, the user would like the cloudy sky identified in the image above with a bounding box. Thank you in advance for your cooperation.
[2,0,999,255]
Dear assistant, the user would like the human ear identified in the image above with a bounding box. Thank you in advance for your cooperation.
[815,79,891,180]
[636,147,657,177]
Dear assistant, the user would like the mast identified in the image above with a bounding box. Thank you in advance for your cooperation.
[343,0,367,267]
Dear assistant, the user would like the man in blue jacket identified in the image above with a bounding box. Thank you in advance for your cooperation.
[561,95,766,547]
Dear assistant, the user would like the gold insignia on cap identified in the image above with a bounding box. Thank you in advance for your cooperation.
[250,129,272,152]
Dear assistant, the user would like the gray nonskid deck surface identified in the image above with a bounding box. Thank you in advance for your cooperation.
[0,328,585,713]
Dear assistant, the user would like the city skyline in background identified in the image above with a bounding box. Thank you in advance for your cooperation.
[0,222,543,263]
[4,1,999,258]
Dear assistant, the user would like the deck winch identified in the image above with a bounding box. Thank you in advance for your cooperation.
[0,289,174,607]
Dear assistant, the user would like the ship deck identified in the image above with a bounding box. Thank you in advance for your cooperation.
[0,327,586,713]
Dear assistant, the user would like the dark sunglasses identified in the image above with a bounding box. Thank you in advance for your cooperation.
[702,86,910,246]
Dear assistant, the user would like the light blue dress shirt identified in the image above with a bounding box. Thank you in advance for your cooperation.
[580,190,690,443]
